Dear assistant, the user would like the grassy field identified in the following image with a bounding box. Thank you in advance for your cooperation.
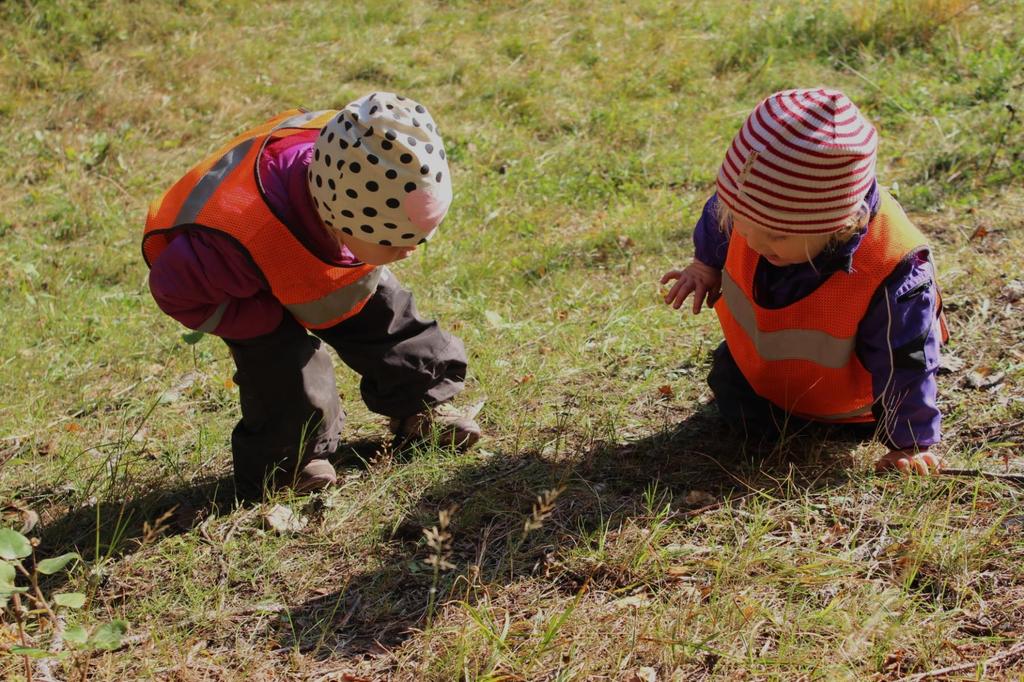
[2,0,1024,679]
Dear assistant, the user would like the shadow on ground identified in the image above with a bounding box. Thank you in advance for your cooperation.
[282,404,864,659]
[25,438,387,583]
[32,474,237,561]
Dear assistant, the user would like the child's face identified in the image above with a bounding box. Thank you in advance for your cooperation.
[338,232,419,265]
[732,215,831,266]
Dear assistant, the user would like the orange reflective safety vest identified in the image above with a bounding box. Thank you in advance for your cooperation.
[715,190,949,423]
[143,109,382,332]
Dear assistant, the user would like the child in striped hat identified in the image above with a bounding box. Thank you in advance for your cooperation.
[660,88,947,475]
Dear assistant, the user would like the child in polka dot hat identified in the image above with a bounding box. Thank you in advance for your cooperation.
[659,88,949,476]
[308,92,453,262]
[144,92,479,500]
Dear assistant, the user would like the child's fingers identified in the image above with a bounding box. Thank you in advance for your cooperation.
[692,282,707,314]
[900,453,941,476]
[876,450,943,476]
[669,279,695,308]
[875,452,909,473]
[669,282,694,308]
[664,277,684,304]
[660,270,682,285]
[917,450,937,473]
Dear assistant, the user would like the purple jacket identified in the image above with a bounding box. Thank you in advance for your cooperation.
[693,186,943,451]
[148,130,360,340]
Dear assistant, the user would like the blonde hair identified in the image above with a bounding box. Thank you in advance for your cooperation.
[715,198,871,247]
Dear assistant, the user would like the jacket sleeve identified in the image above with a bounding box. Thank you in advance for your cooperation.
[693,194,729,270]
[147,229,285,340]
[856,249,943,450]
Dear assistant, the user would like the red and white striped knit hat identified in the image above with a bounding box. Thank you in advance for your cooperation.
[716,88,877,235]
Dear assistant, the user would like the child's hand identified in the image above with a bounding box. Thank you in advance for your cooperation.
[660,260,722,314]
[875,449,943,476]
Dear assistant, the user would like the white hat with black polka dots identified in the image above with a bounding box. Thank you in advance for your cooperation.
[307,92,452,247]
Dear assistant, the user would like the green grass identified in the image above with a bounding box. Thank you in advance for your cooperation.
[2,0,1024,679]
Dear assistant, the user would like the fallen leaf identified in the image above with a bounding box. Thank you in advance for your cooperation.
[882,648,910,674]
[820,522,847,546]
[460,400,486,421]
[161,371,200,403]
[664,543,712,556]
[1003,279,1024,303]
[977,297,992,320]
[629,667,657,682]
[2,504,39,534]
[1001,515,1024,531]
[263,504,307,535]
[937,353,965,374]
[964,371,1005,390]
[881,541,913,559]
[612,595,648,609]
[683,490,717,507]
[484,310,505,328]
[657,385,674,398]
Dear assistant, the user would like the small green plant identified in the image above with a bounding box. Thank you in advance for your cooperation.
[181,330,205,369]
[0,528,128,681]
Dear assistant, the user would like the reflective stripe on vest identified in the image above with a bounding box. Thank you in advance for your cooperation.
[197,300,230,333]
[819,404,874,420]
[719,270,855,369]
[271,110,331,132]
[143,109,380,331]
[285,267,385,328]
[174,138,256,227]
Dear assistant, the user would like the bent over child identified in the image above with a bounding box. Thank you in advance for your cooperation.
[661,88,948,475]
[143,93,480,499]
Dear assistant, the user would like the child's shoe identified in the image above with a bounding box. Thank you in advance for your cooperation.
[290,458,338,493]
[389,401,483,451]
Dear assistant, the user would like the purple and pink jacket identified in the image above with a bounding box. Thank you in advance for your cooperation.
[148,129,359,341]
[693,184,943,451]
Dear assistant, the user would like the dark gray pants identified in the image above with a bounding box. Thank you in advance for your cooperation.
[224,271,466,499]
